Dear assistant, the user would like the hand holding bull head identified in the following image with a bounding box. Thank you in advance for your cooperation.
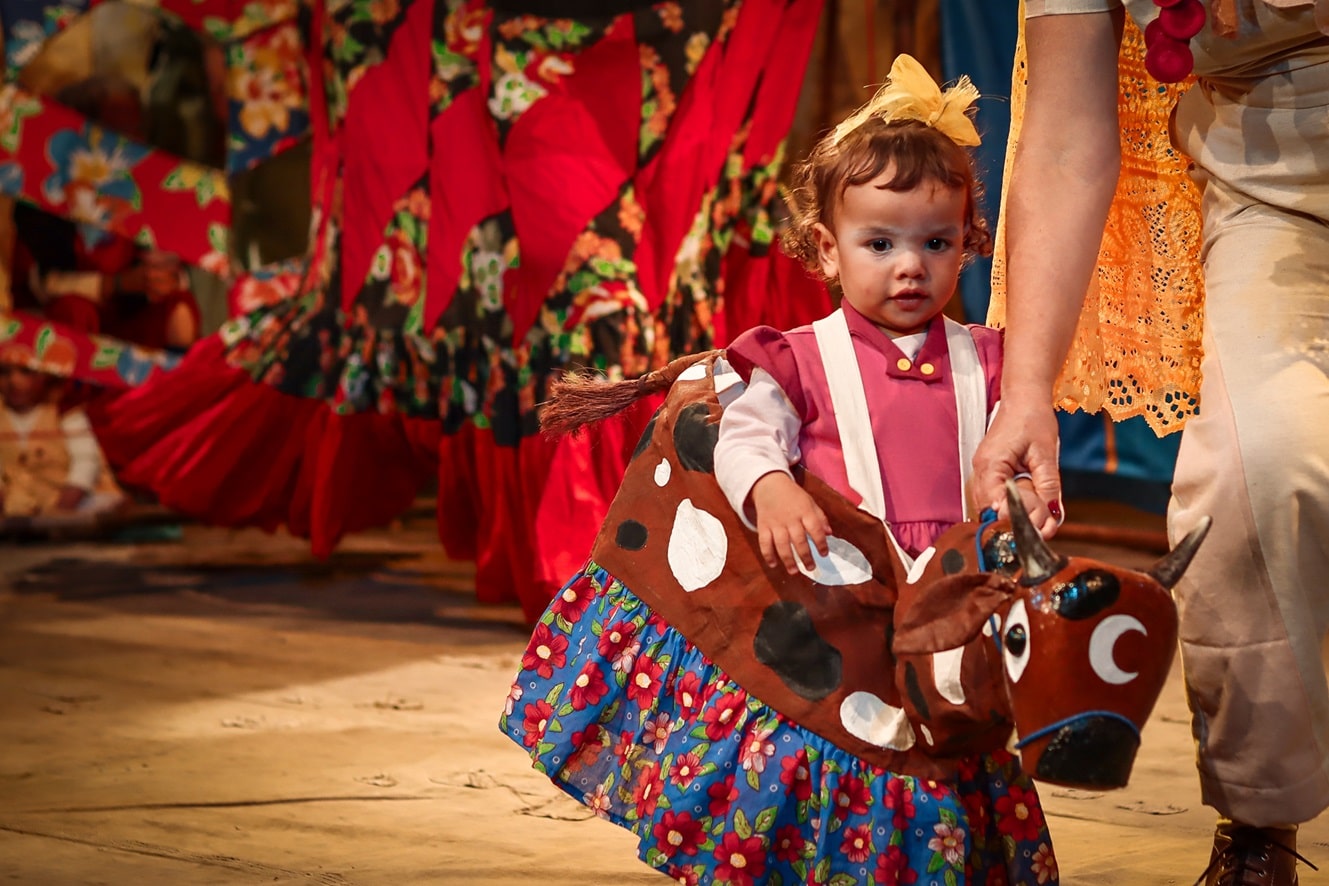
[893,481,1210,789]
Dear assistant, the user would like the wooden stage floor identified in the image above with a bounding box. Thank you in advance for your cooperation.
[1,510,1325,885]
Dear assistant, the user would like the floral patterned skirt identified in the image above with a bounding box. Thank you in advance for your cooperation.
[500,563,1060,885]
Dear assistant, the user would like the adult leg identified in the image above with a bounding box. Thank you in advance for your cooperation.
[1169,181,1329,829]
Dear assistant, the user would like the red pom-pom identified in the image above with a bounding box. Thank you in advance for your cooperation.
[1152,0,1184,7]
[1144,18,1167,47]
[1159,0,1206,40]
[1145,36,1194,83]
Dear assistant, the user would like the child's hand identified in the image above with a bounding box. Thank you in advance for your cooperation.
[1013,476,1057,537]
[749,471,832,575]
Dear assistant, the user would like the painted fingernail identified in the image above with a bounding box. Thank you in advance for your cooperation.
[1048,500,1063,520]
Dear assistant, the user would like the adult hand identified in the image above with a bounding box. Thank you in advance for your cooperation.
[972,398,1062,537]
[749,471,832,575]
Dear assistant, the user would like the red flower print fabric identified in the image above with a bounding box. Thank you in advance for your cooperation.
[501,565,1059,885]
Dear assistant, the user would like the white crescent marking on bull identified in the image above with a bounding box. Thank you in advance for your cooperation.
[1089,614,1146,685]
[667,499,728,592]
[654,459,671,487]
[839,691,916,750]
[933,646,967,706]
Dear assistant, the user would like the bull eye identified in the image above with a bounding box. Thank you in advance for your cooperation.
[1005,624,1027,656]
[1002,599,1032,683]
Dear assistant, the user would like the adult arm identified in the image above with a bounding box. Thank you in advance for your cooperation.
[971,9,1125,532]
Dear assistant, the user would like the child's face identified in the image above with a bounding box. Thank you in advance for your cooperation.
[814,165,967,337]
[0,365,49,413]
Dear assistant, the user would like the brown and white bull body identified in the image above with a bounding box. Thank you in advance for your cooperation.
[567,351,1208,789]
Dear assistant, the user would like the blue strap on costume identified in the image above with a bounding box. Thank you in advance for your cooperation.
[974,506,1003,652]
[974,506,998,572]
[1016,710,1141,747]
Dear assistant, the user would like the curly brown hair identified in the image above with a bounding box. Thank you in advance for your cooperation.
[783,118,993,279]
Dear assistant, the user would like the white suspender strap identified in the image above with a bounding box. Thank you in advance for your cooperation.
[812,310,887,523]
[943,316,987,521]
[812,311,916,568]
[812,311,989,565]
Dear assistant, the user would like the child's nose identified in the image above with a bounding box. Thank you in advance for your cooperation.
[896,249,926,277]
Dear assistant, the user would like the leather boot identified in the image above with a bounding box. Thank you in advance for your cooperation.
[1201,823,1303,886]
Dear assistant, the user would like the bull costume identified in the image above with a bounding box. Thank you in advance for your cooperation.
[500,342,1060,884]
[501,339,1212,884]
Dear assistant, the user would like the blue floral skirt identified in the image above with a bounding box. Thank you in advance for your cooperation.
[500,563,1060,885]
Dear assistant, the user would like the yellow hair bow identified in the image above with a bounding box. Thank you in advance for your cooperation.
[829,54,982,148]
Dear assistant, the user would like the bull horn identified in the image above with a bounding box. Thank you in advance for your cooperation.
[1005,479,1065,583]
[1148,516,1212,589]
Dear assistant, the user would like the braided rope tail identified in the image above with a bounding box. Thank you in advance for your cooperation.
[538,351,717,438]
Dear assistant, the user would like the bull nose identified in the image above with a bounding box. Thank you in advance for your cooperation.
[1027,714,1140,788]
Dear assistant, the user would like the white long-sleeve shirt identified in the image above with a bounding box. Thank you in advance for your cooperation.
[713,330,928,528]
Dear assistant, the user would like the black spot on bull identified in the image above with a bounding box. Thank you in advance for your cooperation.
[615,520,649,551]
[903,662,931,721]
[941,549,966,575]
[632,412,660,460]
[1053,569,1121,620]
[672,403,719,472]
[754,602,842,700]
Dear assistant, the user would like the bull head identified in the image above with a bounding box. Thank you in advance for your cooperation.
[895,481,1210,790]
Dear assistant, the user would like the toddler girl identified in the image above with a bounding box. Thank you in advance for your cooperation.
[502,55,1057,885]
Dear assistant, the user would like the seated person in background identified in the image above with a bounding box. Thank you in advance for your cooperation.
[11,74,200,352]
[0,354,125,519]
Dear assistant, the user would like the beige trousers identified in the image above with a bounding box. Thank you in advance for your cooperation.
[1168,61,1329,826]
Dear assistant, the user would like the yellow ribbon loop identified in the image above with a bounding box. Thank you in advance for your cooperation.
[830,54,982,148]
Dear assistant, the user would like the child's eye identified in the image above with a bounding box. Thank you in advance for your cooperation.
[868,239,891,253]
[926,238,951,251]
